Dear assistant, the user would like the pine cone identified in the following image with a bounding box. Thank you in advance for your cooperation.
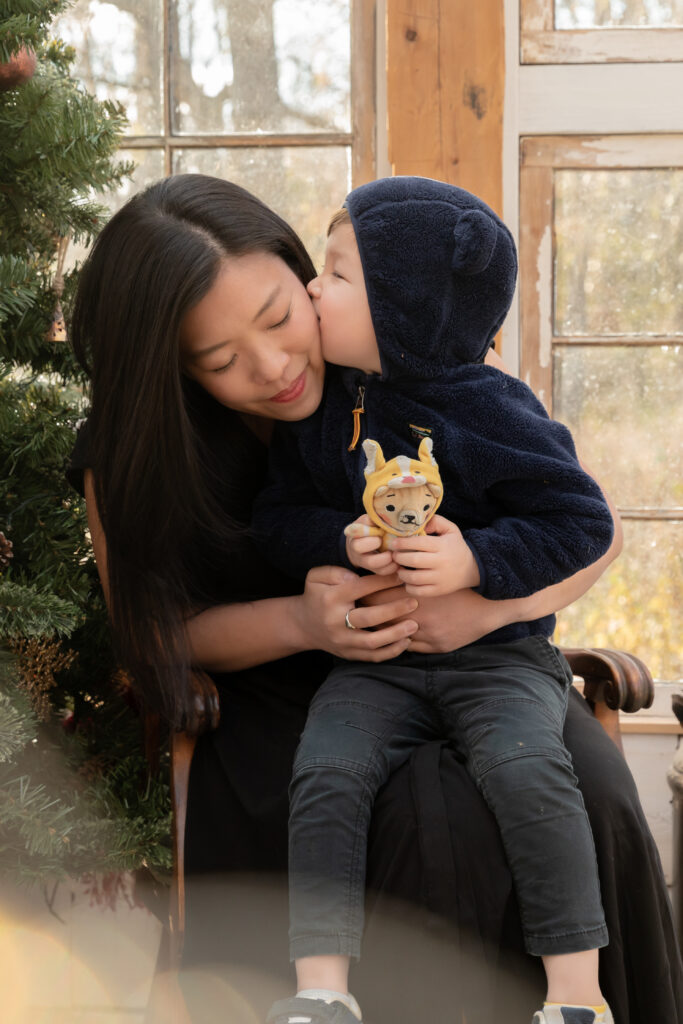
[0,531,13,571]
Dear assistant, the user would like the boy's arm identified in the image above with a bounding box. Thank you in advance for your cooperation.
[461,378,613,598]
[392,376,614,600]
[252,422,355,581]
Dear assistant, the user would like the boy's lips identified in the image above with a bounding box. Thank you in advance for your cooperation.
[270,369,306,403]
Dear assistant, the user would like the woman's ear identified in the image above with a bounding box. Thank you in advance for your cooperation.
[451,209,499,276]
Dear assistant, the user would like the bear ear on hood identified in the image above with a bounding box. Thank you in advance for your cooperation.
[451,209,499,276]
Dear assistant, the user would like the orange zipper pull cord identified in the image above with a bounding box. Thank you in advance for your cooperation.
[348,385,366,451]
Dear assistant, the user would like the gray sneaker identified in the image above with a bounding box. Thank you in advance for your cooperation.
[267,997,362,1024]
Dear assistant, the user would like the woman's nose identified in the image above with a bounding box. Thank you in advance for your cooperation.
[251,341,289,383]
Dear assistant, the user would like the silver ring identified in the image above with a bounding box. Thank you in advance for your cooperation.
[344,610,357,630]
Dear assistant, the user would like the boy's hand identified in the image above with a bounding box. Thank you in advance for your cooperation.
[345,514,396,575]
[388,515,481,596]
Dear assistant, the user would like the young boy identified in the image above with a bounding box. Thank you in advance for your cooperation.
[256,177,615,1024]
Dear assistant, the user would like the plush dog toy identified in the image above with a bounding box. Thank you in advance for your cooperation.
[344,437,443,550]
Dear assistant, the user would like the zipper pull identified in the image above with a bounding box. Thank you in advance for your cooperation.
[348,385,366,451]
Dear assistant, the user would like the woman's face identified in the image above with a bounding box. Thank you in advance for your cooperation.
[180,252,325,421]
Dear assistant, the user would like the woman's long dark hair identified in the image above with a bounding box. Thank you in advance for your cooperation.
[71,174,316,728]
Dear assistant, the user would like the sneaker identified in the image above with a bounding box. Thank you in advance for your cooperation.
[267,996,362,1024]
[532,1007,614,1024]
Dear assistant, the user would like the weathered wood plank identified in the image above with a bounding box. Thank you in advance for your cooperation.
[387,0,505,214]
[519,164,553,409]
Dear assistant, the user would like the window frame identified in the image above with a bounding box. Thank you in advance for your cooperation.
[520,0,683,63]
[122,0,376,186]
[519,130,683,524]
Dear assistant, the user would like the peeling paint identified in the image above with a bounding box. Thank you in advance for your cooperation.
[537,222,552,370]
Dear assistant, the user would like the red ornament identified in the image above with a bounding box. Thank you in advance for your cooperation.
[0,47,37,92]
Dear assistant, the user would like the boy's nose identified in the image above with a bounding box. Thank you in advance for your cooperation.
[307,277,321,299]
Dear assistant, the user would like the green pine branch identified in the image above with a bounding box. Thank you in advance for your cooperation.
[0,0,173,888]
[0,580,79,639]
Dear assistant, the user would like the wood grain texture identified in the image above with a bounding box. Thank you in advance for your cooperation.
[519,163,553,408]
[387,0,505,214]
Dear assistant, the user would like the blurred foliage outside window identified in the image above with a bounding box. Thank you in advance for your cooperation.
[55,0,356,270]
[551,168,682,683]
[555,0,683,28]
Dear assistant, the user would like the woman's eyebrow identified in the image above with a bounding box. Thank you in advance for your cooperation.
[190,338,231,360]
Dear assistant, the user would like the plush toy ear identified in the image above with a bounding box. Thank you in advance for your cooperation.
[451,209,498,276]
[426,483,442,499]
[418,437,438,467]
[362,438,385,475]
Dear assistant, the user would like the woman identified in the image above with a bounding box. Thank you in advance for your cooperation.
[68,174,682,1023]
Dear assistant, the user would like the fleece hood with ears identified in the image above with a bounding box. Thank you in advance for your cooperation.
[344,176,517,379]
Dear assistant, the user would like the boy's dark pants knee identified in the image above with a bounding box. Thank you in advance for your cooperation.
[287,670,437,960]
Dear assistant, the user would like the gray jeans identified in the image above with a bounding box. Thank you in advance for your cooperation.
[288,636,608,961]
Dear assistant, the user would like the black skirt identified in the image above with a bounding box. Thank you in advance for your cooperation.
[181,683,683,1024]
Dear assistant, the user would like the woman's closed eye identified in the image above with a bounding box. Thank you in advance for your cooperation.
[268,305,292,329]
[211,353,237,374]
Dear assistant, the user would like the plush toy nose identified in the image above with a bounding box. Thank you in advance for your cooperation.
[400,512,417,523]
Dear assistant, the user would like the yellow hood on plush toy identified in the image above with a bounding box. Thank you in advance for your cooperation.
[360,437,443,540]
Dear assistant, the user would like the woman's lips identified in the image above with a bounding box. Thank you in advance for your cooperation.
[270,369,306,403]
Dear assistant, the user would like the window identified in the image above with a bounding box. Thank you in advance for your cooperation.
[519,134,683,682]
[55,0,375,268]
[521,0,683,62]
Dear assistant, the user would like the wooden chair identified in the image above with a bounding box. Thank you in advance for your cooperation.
[143,647,654,1023]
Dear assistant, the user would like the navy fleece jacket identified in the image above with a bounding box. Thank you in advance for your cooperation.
[254,178,613,641]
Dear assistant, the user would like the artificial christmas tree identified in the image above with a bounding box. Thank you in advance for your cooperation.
[0,0,171,887]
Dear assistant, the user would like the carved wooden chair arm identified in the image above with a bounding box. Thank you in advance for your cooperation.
[562,647,654,712]
[561,647,654,753]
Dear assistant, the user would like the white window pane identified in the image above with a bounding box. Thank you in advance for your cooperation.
[54,0,164,135]
[555,0,683,28]
[555,169,683,337]
[555,519,683,683]
[172,0,350,135]
[553,344,683,509]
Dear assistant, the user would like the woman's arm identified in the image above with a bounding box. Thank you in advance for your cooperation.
[405,510,620,654]
[84,470,419,672]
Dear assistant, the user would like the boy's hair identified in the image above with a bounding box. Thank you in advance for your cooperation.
[327,206,351,236]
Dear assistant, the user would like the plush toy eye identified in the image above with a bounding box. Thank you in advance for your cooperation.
[423,504,431,511]
[385,504,395,512]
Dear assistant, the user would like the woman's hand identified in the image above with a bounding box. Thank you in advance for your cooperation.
[292,565,419,662]
[360,582,506,654]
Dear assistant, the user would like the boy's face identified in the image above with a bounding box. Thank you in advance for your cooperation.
[307,222,381,375]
